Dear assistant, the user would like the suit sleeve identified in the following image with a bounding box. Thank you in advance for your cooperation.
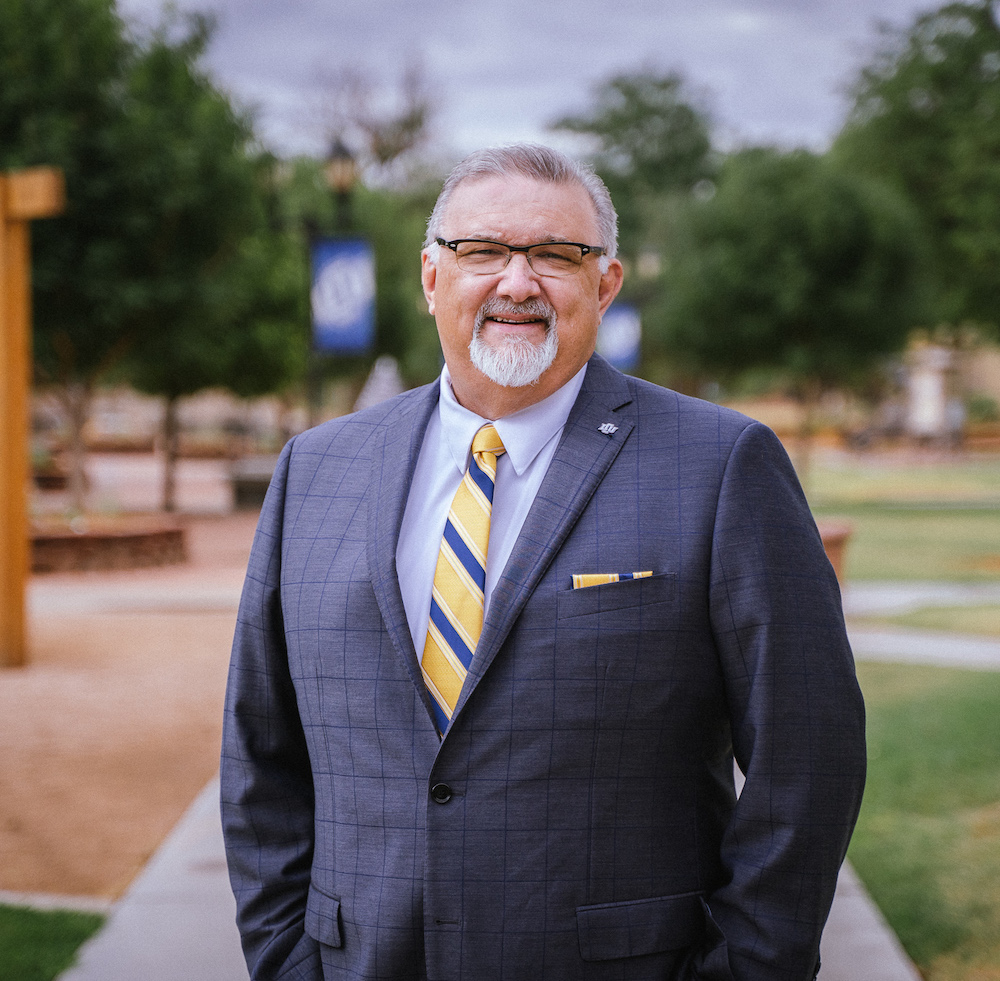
[220,439,322,980]
[701,422,866,981]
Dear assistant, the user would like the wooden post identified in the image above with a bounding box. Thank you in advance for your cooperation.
[0,167,64,667]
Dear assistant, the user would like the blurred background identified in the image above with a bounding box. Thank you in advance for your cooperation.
[3,2,1000,980]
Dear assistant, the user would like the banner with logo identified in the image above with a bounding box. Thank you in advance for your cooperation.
[310,237,376,354]
[596,302,641,371]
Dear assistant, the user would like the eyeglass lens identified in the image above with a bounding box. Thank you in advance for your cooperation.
[453,242,586,277]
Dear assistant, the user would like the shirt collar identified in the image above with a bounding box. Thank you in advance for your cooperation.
[438,362,588,477]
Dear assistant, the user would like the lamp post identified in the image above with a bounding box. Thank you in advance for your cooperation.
[324,138,358,233]
[307,139,360,426]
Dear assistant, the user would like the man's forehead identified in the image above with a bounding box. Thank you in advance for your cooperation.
[442,174,600,240]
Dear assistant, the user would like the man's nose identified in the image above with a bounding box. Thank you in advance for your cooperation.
[496,253,542,302]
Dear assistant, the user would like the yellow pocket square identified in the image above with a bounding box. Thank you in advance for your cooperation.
[572,571,653,589]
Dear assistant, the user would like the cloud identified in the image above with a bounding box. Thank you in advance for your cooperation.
[116,0,942,158]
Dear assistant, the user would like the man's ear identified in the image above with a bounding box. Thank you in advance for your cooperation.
[421,251,437,315]
[597,259,625,319]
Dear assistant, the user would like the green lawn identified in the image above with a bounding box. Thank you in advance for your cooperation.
[808,454,1000,508]
[806,455,1000,975]
[819,506,1000,581]
[804,451,1000,583]
[0,905,104,981]
[851,662,1000,981]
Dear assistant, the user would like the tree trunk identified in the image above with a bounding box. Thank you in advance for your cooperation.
[60,381,91,514]
[162,395,179,513]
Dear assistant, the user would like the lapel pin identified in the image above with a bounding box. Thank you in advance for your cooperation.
[598,422,618,436]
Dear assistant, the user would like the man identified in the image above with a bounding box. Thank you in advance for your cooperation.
[222,144,866,981]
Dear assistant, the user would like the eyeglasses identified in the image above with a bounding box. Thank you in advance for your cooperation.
[435,237,606,278]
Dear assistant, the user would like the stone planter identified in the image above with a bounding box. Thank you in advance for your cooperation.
[31,517,186,573]
[817,520,853,585]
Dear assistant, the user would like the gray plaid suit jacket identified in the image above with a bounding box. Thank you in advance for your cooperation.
[221,354,866,981]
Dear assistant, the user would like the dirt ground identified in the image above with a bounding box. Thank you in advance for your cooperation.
[0,512,259,901]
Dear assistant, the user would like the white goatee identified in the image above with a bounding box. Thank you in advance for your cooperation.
[469,298,558,388]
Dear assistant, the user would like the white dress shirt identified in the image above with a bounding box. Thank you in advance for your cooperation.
[396,362,588,662]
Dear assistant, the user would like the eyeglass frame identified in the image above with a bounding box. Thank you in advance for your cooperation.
[434,237,607,276]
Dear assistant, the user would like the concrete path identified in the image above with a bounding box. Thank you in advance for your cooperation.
[44,575,1000,981]
[845,581,1000,670]
[58,780,246,981]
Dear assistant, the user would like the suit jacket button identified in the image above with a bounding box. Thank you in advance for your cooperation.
[430,783,452,804]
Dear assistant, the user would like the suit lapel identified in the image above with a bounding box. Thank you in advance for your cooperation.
[367,383,439,698]
[456,356,635,702]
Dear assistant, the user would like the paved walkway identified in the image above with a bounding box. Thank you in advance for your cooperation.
[40,572,997,980]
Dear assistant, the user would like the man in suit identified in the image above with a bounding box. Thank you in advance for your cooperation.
[222,143,866,981]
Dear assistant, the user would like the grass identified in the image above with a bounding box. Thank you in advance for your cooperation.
[851,662,1000,980]
[813,505,1000,581]
[804,453,1000,975]
[804,451,1000,582]
[0,905,104,981]
[807,453,1000,508]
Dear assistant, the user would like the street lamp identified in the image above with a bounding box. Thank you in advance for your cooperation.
[324,138,358,233]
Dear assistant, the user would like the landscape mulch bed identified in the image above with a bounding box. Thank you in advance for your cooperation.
[0,514,257,901]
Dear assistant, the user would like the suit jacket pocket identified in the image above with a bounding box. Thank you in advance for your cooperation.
[556,572,676,630]
[576,890,704,961]
[304,881,343,949]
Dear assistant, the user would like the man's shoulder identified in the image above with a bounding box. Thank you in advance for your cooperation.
[290,380,439,454]
[584,355,761,441]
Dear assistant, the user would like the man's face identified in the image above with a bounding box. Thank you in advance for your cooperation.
[421,174,623,417]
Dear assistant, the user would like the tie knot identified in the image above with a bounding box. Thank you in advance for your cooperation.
[472,424,505,458]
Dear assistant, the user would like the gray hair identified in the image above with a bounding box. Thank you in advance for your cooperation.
[424,144,618,267]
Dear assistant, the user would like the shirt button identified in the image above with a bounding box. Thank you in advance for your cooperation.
[430,783,453,804]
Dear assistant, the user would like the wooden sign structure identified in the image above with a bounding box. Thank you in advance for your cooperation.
[0,167,64,667]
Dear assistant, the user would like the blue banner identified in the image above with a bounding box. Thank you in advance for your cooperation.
[596,302,641,370]
[310,237,376,354]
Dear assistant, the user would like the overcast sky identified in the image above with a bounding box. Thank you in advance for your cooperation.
[116,0,941,165]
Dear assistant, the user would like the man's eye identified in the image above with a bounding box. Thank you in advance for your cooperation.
[464,246,506,258]
[532,248,580,267]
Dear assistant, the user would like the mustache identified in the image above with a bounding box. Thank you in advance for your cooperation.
[475,297,556,332]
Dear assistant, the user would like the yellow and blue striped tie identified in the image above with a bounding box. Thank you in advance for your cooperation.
[422,424,505,735]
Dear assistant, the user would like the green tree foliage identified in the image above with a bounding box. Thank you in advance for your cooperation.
[1,0,133,383]
[121,16,291,399]
[0,0,304,510]
[834,0,1000,328]
[552,69,714,263]
[117,18,306,507]
[654,149,930,463]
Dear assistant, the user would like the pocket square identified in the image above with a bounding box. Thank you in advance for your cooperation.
[572,571,653,589]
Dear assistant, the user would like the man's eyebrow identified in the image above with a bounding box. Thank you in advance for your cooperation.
[455,233,576,244]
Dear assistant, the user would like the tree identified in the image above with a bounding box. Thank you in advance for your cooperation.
[654,149,931,475]
[315,62,439,188]
[834,0,1000,329]
[0,0,294,512]
[116,17,304,510]
[0,0,139,507]
[552,69,715,261]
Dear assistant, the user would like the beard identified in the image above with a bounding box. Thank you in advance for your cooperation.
[468,297,559,388]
